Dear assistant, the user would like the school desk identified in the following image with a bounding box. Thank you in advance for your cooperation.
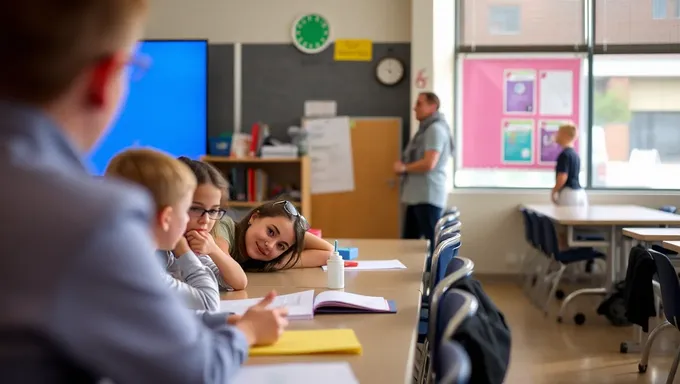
[221,285,422,384]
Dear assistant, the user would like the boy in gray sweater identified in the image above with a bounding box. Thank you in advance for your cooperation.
[106,149,221,311]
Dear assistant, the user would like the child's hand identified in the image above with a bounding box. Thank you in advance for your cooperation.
[186,230,217,256]
[173,236,191,257]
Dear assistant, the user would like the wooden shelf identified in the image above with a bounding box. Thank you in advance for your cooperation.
[228,201,301,209]
[201,156,301,164]
[202,156,311,219]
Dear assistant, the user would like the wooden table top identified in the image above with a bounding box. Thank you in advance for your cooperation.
[224,239,428,384]
[662,241,680,253]
[622,227,680,241]
[521,204,680,226]
[245,239,428,293]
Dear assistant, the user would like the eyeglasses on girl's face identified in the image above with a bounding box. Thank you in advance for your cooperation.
[188,207,226,220]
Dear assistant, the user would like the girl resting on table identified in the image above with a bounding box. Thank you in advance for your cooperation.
[213,200,334,272]
[177,157,248,290]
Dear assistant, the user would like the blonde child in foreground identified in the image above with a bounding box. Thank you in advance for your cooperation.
[551,124,588,206]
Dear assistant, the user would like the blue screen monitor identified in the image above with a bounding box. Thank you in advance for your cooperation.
[87,40,208,175]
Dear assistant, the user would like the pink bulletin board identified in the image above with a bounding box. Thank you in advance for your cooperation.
[461,57,582,169]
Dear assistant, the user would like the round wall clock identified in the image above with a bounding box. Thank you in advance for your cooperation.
[375,57,405,86]
[292,13,331,54]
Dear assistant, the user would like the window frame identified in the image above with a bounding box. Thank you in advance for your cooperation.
[452,0,680,191]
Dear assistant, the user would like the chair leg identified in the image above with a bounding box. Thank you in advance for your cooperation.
[666,344,680,384]
[639,321,673,370]
[417,339,429,384]
[530,258,552,306]
[543,264,567,315]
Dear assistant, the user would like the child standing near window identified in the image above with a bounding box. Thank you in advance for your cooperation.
[551,124,588,206]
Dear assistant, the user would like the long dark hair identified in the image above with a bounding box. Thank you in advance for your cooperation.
[233,201,308,272]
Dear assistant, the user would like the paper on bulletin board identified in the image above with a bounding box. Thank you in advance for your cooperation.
[539,120,572,164]
[539,70,574,116]
[304,100,337,117]
[503,69,536,114]
[501,119,534,164]
[334,39,373,61]
[304,116,355,194]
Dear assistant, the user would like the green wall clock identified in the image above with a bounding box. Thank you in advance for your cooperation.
[292,13,331,54]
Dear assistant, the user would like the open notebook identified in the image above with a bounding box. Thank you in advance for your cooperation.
[219,290,396,320]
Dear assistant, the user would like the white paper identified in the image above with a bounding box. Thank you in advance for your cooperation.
[304,117,355,194]
[233,362,359,384]
[304,100,337,117]
[539,70,573,116]
[219,290,315,320]
[314,291,390,311]
[321,259,407,271]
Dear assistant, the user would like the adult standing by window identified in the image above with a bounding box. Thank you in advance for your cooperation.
[394,92,454,249]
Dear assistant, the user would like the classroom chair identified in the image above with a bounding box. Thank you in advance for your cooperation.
[520,209,541,294]
[435,340,471,384]
[443,206,459,217]
[638,249,680,383]
[434,212,460,246]
[420,233,464,326]
[535,215,605,316]
[434,221,462,253]
[418,258,475,384]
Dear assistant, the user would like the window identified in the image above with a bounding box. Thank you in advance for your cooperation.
[676,0,680,18]
[454,54,588,188]
[591,55,680,189]
[596,0,680,45]
[653,0,667,19]
[488,5,521,35]
[461,0,585,46]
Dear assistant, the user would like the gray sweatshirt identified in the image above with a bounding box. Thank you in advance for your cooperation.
[199,255,234,291]
[160,250,221,311]
[0,102,249,383]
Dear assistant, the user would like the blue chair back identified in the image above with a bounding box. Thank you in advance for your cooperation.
[436,340,471,384]
[527,211,544,254]
[436,221,461,247]
[648,249,680,327]
[431,233,462,290]
[538,215,560,257]
[429,257,475,344]
[660,205,677,214]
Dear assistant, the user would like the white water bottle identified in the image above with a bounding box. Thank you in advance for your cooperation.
[327,240,345,289]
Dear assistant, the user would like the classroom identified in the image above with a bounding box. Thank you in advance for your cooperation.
[2,0,680,383]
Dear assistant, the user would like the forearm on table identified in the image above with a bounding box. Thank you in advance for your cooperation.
[207,248,248,290]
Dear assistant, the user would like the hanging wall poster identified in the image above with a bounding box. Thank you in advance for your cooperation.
[503,69,536,114]
[539,70,574,116]
[539,120,572,164]
[501,119,534,164]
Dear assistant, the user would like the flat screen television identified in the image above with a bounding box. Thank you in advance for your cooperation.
[86,40,208,175]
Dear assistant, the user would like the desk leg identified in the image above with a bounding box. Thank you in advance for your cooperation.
[556,225,608,323]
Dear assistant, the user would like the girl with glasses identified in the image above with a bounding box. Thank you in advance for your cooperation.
[177,157,248,290]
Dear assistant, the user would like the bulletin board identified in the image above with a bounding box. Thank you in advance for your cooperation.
[460,57,582,169]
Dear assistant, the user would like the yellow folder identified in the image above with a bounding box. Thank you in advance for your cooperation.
[249,329,363,356]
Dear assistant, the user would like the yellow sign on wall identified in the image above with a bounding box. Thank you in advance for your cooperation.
[334,39,373,61]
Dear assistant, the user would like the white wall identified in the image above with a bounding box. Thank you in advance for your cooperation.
[451,191,680,274]
[145,0,411,43]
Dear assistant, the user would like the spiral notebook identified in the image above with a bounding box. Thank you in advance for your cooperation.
[219,290,396,320]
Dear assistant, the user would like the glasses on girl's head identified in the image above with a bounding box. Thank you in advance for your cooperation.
[273,200,310,230]
[188,207,226,220]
